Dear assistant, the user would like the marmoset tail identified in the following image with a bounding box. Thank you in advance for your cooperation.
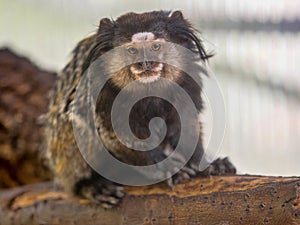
[44,10,236,208]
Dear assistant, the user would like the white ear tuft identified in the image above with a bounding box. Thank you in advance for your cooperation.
[168,10,184,19]
[168,10,175,18]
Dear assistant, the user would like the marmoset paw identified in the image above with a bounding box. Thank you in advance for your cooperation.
[169,165,198,186]
[202,157,236,176]
[75,177,125,208]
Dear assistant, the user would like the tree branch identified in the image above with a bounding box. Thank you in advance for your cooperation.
[0,175,299,225]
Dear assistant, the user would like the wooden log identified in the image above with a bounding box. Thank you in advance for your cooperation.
[0,175,299,225]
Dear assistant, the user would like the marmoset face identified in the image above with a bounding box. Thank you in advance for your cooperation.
[93,10,210,88]
[125,33,165,84]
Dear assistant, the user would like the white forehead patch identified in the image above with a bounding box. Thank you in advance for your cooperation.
[131,32,155,42]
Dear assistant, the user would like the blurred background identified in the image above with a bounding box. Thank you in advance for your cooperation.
[1,0,299,176]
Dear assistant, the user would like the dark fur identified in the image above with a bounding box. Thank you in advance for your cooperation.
[84,10,212,70]
[90,10,207,167]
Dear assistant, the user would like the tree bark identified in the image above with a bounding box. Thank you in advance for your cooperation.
[0,175,299,225]
[0,48,54,188]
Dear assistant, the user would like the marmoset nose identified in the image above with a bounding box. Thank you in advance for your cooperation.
[138,61,157,71]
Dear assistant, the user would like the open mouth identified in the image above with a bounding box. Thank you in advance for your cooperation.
[135,72,161,83]
[130,63,163,83]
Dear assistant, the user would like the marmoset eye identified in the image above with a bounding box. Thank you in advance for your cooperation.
[127,46,138,54]
[151,42,161,51]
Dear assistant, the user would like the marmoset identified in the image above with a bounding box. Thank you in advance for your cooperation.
[44,10,236,208]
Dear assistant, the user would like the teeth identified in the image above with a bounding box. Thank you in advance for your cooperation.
[153,63,163,72]
[130,63,163,75]
[138,75,160,83]
[129,63,163,83]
